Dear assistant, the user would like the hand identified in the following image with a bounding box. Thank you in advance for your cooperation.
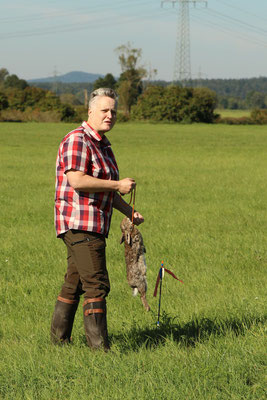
[118,178,136,195]
[132,211,144,226]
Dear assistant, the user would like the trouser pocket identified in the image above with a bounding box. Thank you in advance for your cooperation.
[71,237,91,246]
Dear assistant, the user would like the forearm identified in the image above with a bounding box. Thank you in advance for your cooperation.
[113,192,133,218]
[66,171,119,193]
[66,170,136,194]
[74,176,119,193]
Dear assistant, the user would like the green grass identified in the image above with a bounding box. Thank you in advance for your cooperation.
[216,109,251,118]
[0,122,266,399]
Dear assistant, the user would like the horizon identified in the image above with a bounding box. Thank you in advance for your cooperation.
[27,70,267,83]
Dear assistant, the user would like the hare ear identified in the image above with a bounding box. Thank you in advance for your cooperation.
[126,233,132,245]
[120,234,125,244]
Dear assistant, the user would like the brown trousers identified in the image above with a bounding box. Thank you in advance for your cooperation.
[58,230,110,301]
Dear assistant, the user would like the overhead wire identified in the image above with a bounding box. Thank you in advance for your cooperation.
[0,0,161,40]
[214,0,267,24]
[194,7,267,47]
[0,2,164,40]
[0,0,156,23]
[203,7,267,36]
[1,0,267,50]
[190,14,267,49]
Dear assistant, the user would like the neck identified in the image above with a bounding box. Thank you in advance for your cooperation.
[86,120,104,137]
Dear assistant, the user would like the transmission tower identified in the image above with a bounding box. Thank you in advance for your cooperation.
[161,1,207,84]
[52,66,60,95]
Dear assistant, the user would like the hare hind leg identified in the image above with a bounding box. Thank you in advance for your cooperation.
[140,293,150,311]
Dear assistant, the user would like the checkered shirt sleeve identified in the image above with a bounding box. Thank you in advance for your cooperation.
[61,132,90,174]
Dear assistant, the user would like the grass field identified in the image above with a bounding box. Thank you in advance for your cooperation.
[0,122,266,400]
[216,109,251,118]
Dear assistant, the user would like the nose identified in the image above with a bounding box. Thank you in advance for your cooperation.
[107,110,112,119]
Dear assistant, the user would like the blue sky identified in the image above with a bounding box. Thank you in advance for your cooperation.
[1,0,267,81]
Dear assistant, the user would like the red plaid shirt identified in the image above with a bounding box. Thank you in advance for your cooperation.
[55,121,119,237]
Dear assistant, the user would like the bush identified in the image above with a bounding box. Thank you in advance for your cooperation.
[71,105,88,123]
[59,93,82,106]
[0,109,24,122]
[0,91,8,110]
[131,86,164,121]
[250,108,267,124]
[116,111,130,122]
[60,104,77,122]
[189,87,218,123]
[0,108,62,122]
[131,85,217,123]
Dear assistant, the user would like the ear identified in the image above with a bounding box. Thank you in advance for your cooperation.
[120,234,125,244]
[126,233,132,246]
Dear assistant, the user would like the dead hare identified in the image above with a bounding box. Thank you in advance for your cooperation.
[120,217,150,312]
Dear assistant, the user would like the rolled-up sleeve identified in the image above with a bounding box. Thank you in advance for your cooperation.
[61,134,90,174]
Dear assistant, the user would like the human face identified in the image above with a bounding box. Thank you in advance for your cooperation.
[87,96,117,135]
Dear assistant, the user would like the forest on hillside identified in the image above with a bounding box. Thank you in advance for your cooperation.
[29,76,267,110]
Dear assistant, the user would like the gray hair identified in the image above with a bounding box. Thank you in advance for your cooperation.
[88,88,118,108]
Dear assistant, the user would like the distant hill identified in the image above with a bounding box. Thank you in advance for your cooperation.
[28,71,104,83]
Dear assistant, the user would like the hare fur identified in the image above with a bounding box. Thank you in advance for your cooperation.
[120,217,150,312]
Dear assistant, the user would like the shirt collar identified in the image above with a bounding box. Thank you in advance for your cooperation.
[82,121,111,146]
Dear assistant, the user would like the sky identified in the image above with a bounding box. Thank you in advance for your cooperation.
[1,0,267,82]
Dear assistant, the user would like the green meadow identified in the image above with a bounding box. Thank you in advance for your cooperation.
[216,109,251,118]
[0,122,266,399]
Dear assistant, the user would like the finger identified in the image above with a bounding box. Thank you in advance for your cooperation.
[134,212,143,218]
[133,213,144,224]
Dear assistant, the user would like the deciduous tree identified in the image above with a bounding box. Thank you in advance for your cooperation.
[93,73,117,91]
[4,74,28,90]
[115,43,147,116]
[0,68,9,85]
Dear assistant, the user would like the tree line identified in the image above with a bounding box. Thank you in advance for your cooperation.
[30,76,267,112]
[1,43,267,123]
[182,77,267,110]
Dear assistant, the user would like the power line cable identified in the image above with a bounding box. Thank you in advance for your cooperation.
[0,7,164,40]
[0,0,156,23]
[2,0,267,50]
[203,7,267,36]
[190,13,267,48]
[214,0,267,24]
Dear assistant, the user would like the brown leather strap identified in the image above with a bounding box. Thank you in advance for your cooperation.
[83,298,105,306]
[131,186,136,224]
[57,296,78,305]
[84,308,105,316]
[119,186,136,225]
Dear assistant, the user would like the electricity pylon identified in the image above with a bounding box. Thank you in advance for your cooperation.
[161,1,207,84]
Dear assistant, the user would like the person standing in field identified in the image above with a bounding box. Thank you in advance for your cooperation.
[51,88,144,350]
